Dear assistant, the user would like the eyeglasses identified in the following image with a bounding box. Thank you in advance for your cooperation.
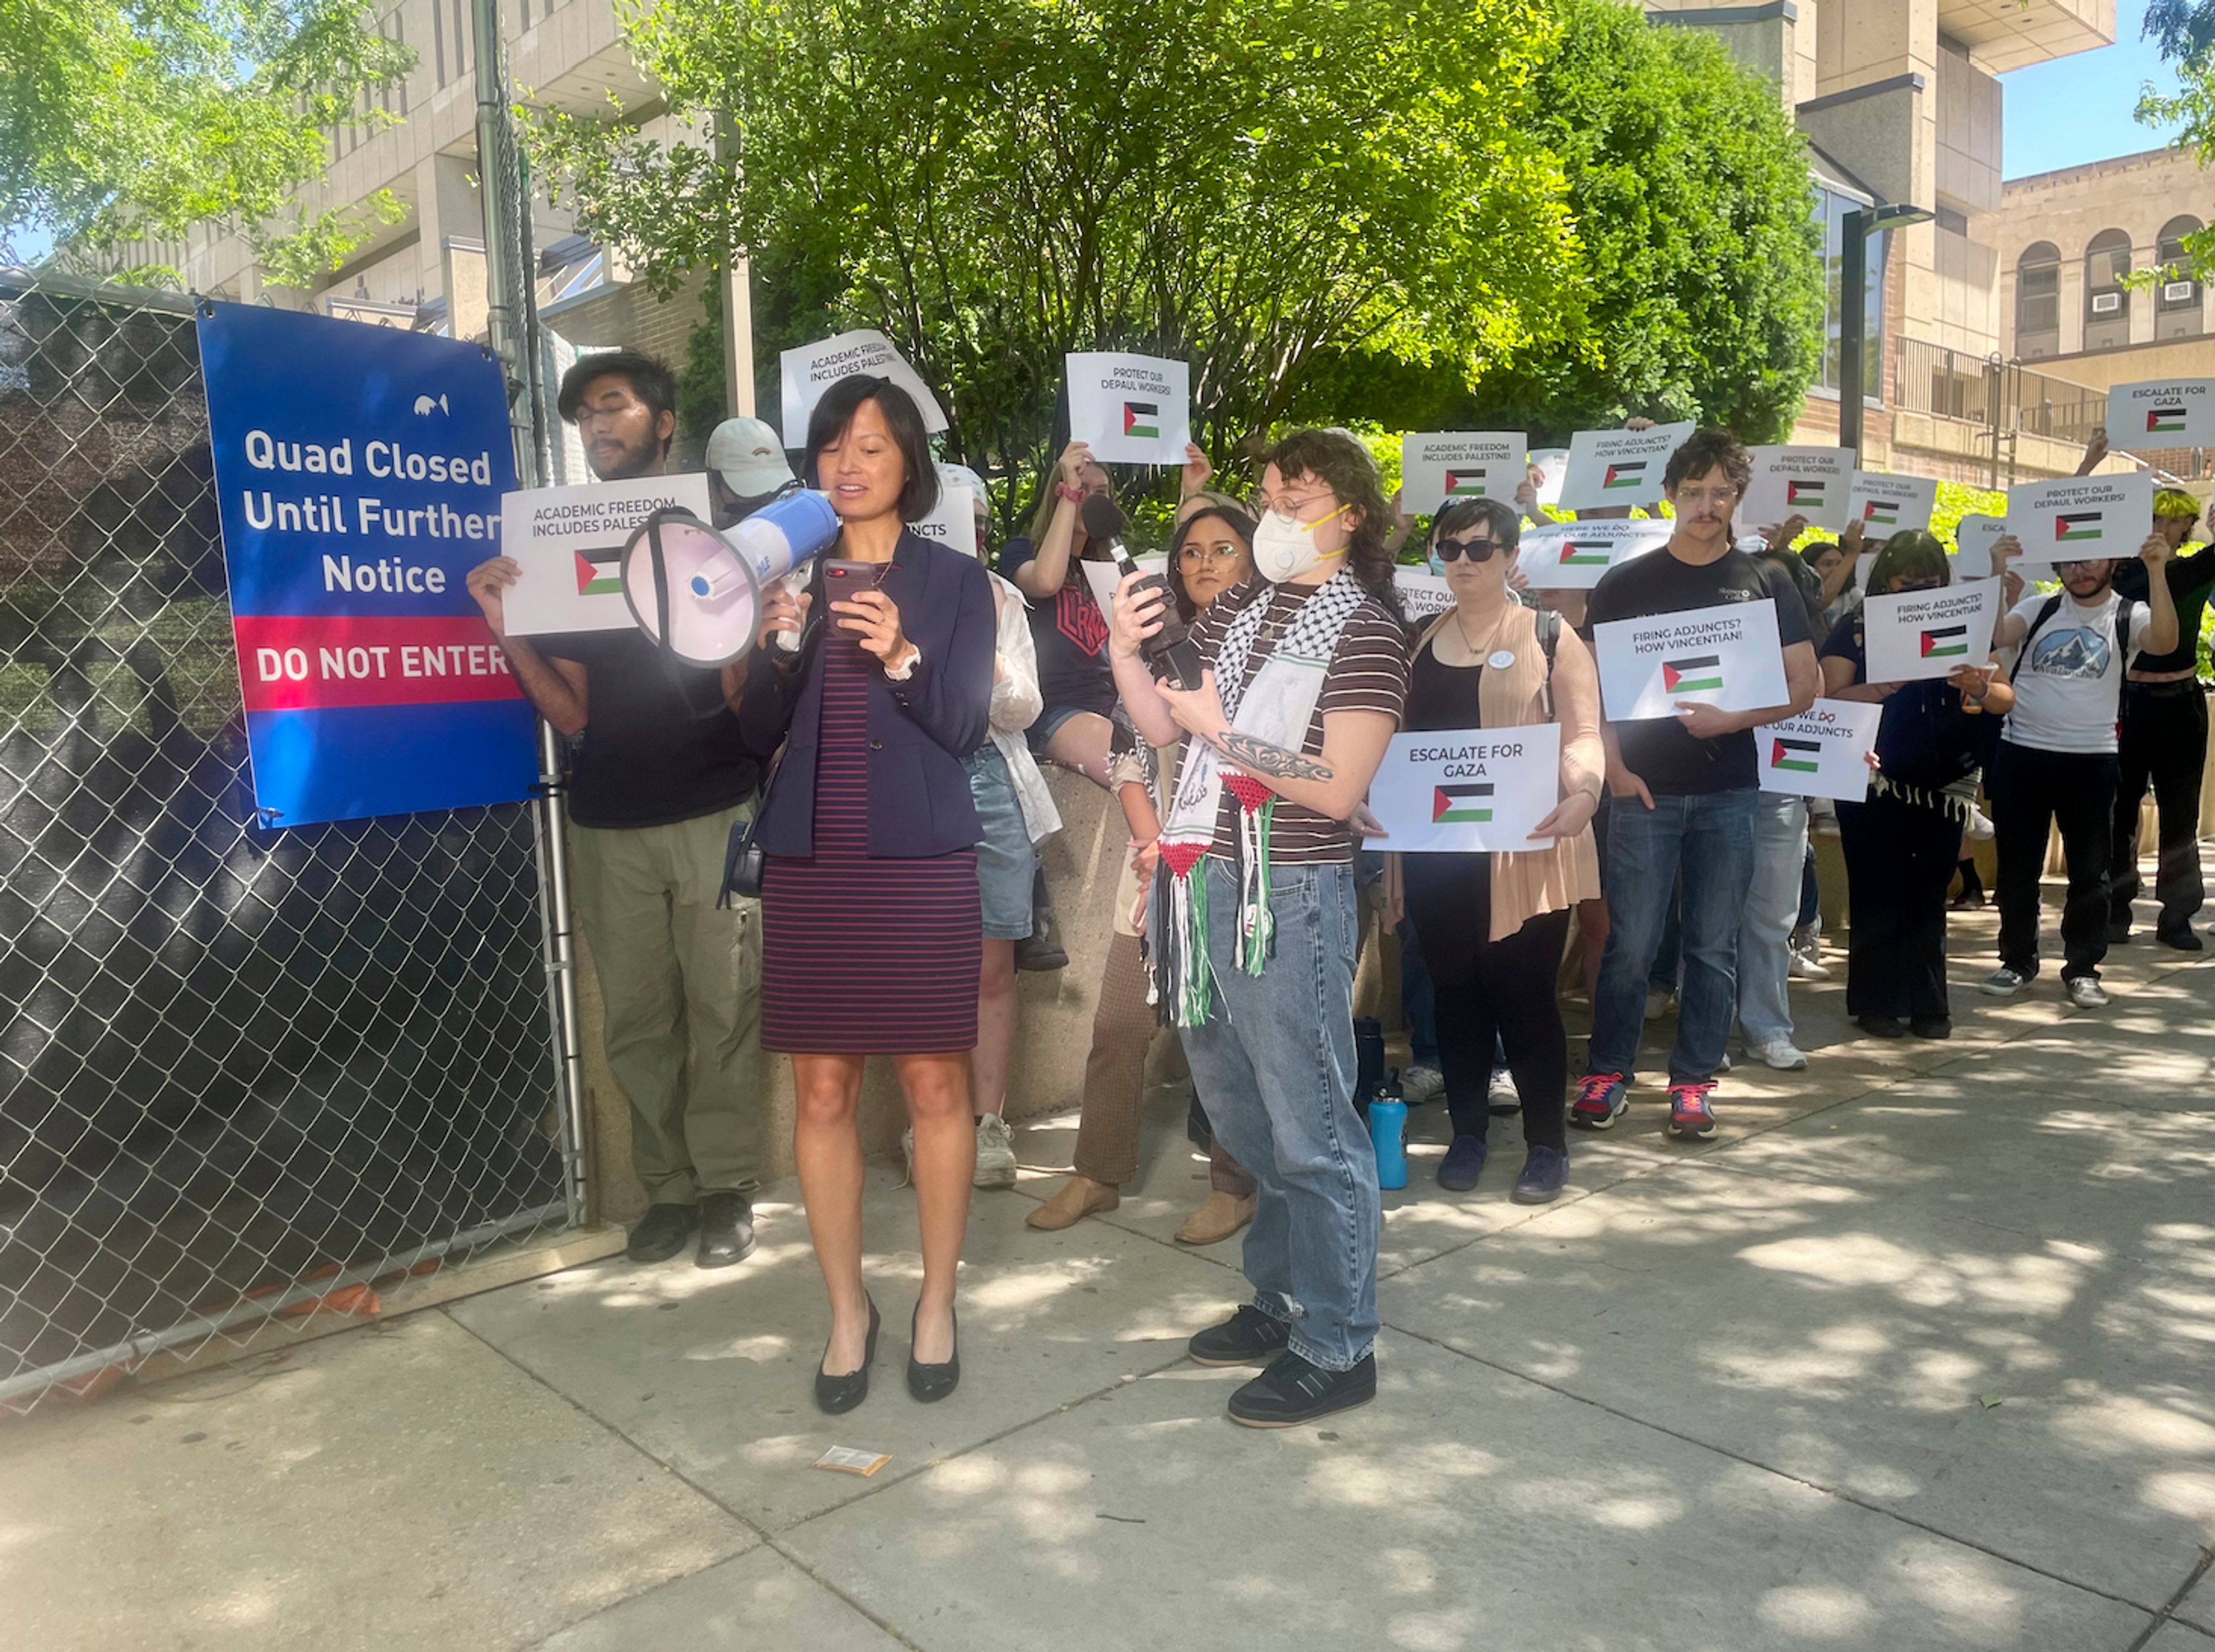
[1891,576,1944,594]
[1178,542,1241,565]
[1257,491,1350,530]
[1672,487,1740,509]
[1433,536,1500,563]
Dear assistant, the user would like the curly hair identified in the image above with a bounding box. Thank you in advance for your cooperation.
[1263,427,1399,612]
[1662,427,1751,498]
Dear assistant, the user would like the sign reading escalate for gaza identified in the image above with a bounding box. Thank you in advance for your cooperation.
[2107,378,2215,447]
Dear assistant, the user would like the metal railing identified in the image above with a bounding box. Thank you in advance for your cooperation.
[1891,337,2108,451]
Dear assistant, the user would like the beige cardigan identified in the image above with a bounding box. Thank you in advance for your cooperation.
[1407,603,1604,942]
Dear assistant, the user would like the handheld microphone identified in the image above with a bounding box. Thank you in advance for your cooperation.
[1082,494,1204,691]
[620,485,842,667]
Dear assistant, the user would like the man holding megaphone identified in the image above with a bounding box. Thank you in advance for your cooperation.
[466,350,782,1272]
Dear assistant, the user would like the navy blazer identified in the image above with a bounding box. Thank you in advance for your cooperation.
[741,531,995,858]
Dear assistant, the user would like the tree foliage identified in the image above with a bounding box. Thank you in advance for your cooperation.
[1462,0,1824,442]
[2138,0,2215,286]
[524,0,1582,520]
[1,0,412,286]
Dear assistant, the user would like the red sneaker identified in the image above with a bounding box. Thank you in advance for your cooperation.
[1666,1080,1717,1140]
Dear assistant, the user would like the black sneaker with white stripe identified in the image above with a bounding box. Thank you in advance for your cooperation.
[1188,1304,1292,1368]
[1226,1349,1377,1428]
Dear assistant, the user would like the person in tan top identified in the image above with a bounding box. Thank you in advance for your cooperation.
[1395,497,1603,1203]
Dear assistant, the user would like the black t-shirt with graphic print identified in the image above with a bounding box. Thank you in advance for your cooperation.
[997,535,1120,720]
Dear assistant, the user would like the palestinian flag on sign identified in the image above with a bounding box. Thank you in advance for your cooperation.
[1444,472,1488,497]
[1786,479,1826,508]
[1770,737,1822,774]
[1862,498,1902,529]
[1559,540,1612,566]
[1602,460,1647,491]
[1663,654,1724,693]
[574,553,622,598]
[1123,401,1161,440]
[1920,624,1970,659]
[1433,783,1494,824]
[2148,403,2189,434]
[2056,512,2104,544]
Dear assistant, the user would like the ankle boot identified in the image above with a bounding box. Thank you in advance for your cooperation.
[1013,868,1069,971]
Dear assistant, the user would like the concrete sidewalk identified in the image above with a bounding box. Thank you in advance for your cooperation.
[4,899,2213,1651]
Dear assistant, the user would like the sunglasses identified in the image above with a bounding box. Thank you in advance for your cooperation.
[1434,535,1501,563]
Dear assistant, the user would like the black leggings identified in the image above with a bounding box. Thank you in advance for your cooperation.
[1402,855,1570,1150]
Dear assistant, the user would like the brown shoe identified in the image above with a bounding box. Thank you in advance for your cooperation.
[1026,1175,1119,1231]
[1176,1191,1257,1246]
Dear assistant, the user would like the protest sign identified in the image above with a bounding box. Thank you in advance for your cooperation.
[1593,599,1788,720]
[908,485,977,560]
[1078,554,1167,620]
[1394,568,1454,621]
[1066,352,1192,465]
[1368,724,1564,853]
[1399,431,1527,512]
[1557,423,1695,511]
[1740,446,1852,533]
[500,473,716,637]
[2003,472,2156,566]
[1518,519,1673,590]
[1848,471,1939,535]
[2107,378,2215,448]
[1950,513,2006,579]
[1756,700,1880,802]
[1862,581,2000,684]
[1529,448,1569,507]
[779,329,949,438]
[198,302,537,825]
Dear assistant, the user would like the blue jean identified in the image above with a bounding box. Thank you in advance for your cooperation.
[1590,789,1759,1084]
[1737,793,1808,1049]
[1177,856,1379,1371]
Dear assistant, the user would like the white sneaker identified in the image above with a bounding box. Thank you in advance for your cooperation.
[1748,1039,1809,1071]
[1399,1064,1445,1105]
[1487,1067,1520,1114]
[1644,988,1676,1020]
[1967,808,1996,843]
[1980,967,2030,997]
[2064,975,2111,1009]
[974,1113,1019,1189]
[1788,947,1830,981]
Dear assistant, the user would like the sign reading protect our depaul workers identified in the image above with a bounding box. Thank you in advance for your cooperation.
[197,302,538,826]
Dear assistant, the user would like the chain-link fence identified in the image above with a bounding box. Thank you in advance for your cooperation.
[0,271,574,1410]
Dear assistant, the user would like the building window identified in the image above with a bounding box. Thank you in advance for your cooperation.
[2017,241,2060,359]
[2084,228,2132,351]
[2158,215,2203,339]
[1816,186,1884,403]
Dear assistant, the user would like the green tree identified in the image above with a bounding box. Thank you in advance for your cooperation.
[1462,0,1824,442]
[523,0,1579,527]
[2139,1,2215,285]
[1,0,412,286]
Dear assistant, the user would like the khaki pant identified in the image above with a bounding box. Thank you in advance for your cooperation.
[570,802,767,1204]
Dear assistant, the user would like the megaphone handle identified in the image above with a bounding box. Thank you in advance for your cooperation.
[771,570,803,652]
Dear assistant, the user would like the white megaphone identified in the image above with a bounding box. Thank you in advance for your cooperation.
[619,486,842,667]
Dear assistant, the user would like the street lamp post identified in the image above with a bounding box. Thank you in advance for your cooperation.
[1838,201,1934,464]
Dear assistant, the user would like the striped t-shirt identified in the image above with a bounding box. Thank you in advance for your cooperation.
[1191,578,1410,864]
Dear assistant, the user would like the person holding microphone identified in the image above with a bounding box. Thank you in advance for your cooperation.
[733,376,996,1414]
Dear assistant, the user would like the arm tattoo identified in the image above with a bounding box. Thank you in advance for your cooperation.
[1211,729,1335,783]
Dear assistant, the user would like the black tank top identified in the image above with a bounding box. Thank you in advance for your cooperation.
[1405,634,1488,735]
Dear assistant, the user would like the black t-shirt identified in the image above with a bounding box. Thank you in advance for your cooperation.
[543,629,761,829]
[997,535,1119,720]
[2113,546,2215,675]
[1584,544,1811,795]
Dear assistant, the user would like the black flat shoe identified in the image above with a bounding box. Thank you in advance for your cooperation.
[907,1304,960,1403]
[814,1297,880,1416]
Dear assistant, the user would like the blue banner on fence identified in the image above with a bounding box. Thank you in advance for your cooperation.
[197,303,538,825]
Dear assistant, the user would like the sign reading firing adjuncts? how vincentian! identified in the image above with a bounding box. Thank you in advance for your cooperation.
[1860,581,2001,685]
[1591,599,1789,721]
[197,302,538,827]
[1366,724,1564,853]
[1555,423,1695,512]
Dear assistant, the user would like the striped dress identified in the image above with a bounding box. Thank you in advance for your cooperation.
[759,620,982,1054]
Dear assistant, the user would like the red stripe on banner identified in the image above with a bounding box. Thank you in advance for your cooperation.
[232,615,526,711]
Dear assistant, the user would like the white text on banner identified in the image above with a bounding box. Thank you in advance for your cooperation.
[1757,700,1880,802]
[1593,598,1788,720]
[1368,724,1564,853]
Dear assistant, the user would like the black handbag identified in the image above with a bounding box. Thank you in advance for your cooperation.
[719,808,765,904]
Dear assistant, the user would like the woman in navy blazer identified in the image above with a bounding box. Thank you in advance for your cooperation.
[737,375,994,1415]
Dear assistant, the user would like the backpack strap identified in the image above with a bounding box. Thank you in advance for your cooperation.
[1534,605,1563,720]
[2004,593,2067,685]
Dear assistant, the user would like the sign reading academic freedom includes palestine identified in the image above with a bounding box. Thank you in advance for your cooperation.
[197,302,537,827]
[1366,724,1564,853]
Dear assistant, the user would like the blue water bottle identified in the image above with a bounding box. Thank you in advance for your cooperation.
[1369,1079,1409,1191]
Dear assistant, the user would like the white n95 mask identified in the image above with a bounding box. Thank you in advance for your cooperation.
[1251,502,1351,584]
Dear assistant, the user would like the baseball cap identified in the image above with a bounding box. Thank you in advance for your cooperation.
[936,461,988,505]
[705,416,795,497]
